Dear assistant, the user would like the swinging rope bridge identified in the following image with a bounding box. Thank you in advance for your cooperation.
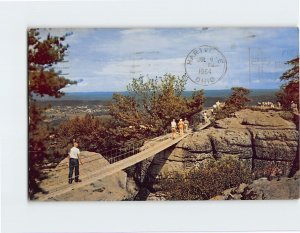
[35,122,211,201]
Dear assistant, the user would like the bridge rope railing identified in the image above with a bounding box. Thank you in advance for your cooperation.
[33,124,204,198]
[31,122,183,174]
[31,137,148,172]
[33,138,153,195]
[55,139,146,174]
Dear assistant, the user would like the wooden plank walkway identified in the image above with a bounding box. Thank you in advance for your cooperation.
[37,122,211,201]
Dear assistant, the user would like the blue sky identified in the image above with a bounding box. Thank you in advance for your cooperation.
[42,28,299,92]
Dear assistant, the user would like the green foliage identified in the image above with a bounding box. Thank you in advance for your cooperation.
[215,87,251,120]
[161,156,253,200]
[109,74,205,142]
[276,57,299,109]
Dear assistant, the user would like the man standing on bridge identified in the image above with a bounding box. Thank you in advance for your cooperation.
[68,142,83,184]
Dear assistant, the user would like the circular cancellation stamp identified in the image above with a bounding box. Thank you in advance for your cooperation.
[184,45,227,86]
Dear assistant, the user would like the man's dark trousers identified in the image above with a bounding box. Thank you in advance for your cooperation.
[69,158,79,183]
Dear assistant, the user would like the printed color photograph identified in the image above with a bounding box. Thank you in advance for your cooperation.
[28,28,299,201]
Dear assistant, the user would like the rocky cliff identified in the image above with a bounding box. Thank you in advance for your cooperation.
[211,170,300,200]
[134,109,299,200]
[38,109,299,201]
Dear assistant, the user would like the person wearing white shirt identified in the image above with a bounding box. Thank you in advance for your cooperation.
[68,142,83,184]
[171,119,177,139]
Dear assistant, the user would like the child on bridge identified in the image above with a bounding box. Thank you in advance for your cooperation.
[178,119,184,136]
[184,118,189,133]
[171,119,177,139]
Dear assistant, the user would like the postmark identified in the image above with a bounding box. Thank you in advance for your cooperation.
[184,45,227,86]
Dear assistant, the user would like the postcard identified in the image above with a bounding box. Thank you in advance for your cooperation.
[28,27,299,201]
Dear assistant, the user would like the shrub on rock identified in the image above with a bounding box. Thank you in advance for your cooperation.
[161,156,253,200]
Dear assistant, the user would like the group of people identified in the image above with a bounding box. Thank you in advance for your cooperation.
[257,101,298,113]
[171,118,189,139]
[257,101,277,108]
[212,100,222,111]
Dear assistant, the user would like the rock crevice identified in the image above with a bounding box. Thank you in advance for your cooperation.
[134,109,299,200]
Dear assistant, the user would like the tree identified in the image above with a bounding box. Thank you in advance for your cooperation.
[276,57,299,109]
[225,87,251,109]
[28,29,76,97]
[55,114,113,153]
[28,28,76,198]
[215,87,251,120]
[109,74,205,145]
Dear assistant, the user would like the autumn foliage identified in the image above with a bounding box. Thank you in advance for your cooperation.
[276,57,299,109]
[55,114,112,153]
[215,87,251,120]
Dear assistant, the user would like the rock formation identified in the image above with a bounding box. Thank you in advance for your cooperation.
[134,109,299,199]
[211,171,300,200]
[37,109,299,201]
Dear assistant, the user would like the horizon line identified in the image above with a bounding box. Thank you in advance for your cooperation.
[64,88,280,93]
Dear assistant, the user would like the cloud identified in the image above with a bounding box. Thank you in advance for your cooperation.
[93,57,185,77]
[53,28,298,91]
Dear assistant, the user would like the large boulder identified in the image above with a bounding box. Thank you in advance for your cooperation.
[143,147,208,186]
[211,171,300,200]
[177,130,213,153]
[138,109,299,193]
[214,117,245,129]
[235,109,296,129]
[232,109,298,177]
[137,134,216,192]
[249,128,298,162]
[242,171,300,200]
[209,128,253,159]
[38,151,138,201]
[132,109,299,200]
[143,130,216,182]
